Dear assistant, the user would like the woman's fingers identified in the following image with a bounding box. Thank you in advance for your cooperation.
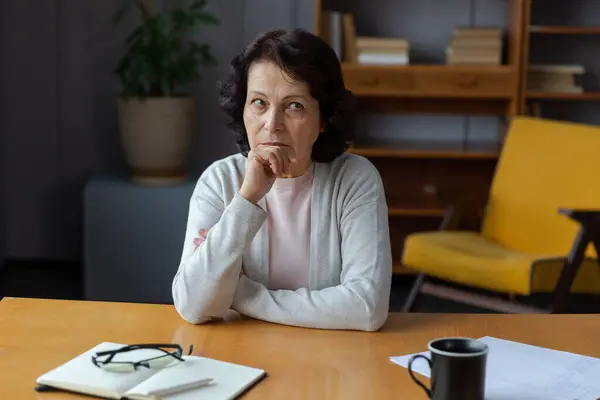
[255,147,283,177]
[252,145,295,178]
[267,151,281,176]
[273,147,290,177]
[285,146,297,164]
[251,153,275,178]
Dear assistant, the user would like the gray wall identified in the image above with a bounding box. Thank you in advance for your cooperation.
[0,0,312,261]
[1,0,598,262]
[0,0,7,265]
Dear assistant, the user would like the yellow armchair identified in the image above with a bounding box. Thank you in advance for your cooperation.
[401,116,600,313]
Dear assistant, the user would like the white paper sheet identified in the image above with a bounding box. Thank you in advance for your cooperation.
[390,336,600,400]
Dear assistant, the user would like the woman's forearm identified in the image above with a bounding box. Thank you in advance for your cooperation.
[232,274,391,331]
[172,192,267,324]
[233,199,392,331]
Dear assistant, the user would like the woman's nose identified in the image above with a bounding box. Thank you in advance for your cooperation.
[264,108,283,132]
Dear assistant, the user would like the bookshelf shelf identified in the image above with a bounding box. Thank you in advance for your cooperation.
[526,91,600,100]
[529,26,600,35]
[341,64,511,73]
[392,264,414,274]
[349,142,499,160]
[342,64,514,99]
[356,97,511,116]
[388,208,446,217]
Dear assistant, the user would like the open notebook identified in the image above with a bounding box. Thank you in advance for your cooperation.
[36,342,266,400]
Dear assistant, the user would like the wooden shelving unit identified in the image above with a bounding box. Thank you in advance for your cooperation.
[520,0,600,112]
[388,208,446,218]
[349,141,500,160]
[314,0,524,274]
[341,64,514,99]
[526,91,600,101]
[529,26,600,35]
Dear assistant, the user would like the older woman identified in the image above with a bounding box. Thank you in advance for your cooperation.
[172,28,392,331]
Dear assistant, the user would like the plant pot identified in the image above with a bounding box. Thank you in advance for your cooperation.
[117,96,195,184]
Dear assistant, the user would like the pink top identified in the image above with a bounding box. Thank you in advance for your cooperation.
[265,164,314,290]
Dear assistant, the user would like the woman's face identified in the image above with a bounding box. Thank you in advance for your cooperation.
[243,60,321,176]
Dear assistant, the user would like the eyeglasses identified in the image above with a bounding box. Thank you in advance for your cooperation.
[91,343,194,373]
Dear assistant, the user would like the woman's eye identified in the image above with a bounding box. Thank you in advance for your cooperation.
[289,102,304,110]
[252,99,266,107]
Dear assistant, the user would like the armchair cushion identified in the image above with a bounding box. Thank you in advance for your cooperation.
[403,231,600,295]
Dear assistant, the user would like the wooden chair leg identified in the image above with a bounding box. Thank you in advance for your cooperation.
[550,227,592,313]
[402,273,425,313]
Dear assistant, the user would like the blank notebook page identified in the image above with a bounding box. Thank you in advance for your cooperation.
[36,342,157,395]
[126,356,265,400]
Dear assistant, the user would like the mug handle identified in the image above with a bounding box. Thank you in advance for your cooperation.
[408,354,433,398]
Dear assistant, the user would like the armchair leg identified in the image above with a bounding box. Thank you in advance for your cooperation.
[550,227,592,313]
[402,273,425,312]
[593,238,600,269]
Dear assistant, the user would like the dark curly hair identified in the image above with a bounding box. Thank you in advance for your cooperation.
[217,28,355,163]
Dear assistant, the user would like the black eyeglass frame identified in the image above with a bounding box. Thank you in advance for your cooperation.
[91,343,194,371]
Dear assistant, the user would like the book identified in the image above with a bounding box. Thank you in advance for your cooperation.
[354,36,410,65]
[357,52,409,65]
[528,64,586,74]
[526,64,586,93]
[453,27,503,39]
[355,37,409,50]
[35,342,266,400]
[342,13,358,63]
[321,11,343,60]
[446,27,503,65]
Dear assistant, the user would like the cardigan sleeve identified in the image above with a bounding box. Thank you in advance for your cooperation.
[231,192,392,331]
[172,174,267,324]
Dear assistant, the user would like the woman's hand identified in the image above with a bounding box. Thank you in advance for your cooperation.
[239,145,296,204]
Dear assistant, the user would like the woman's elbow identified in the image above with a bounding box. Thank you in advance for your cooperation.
[360,309,388,331]
[357,295,390,331]
[172,282,212,324]
[173,295,210,324]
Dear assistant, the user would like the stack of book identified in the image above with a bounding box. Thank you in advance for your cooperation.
[319,11,409,65]
[445,27,503,65]
[319,11,359,63]
[527,64,585,93]
[355,37,410,65]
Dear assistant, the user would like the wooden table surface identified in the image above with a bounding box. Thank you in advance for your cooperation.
[1,297,599,399]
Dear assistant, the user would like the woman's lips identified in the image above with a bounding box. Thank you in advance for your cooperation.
[258,142,288,147]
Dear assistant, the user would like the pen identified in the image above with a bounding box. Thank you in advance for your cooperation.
[147,377,213,397]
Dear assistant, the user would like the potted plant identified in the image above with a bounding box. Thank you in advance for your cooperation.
[113,0,219,184]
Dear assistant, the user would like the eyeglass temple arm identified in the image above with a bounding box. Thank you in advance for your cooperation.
[95,343,184,355]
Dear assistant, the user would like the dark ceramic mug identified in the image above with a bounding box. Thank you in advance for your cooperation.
[408,337,488,400]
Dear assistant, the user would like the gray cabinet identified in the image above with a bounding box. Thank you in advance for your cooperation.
[83,175,196,304]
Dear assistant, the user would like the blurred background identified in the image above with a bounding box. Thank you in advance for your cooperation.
[0,0,599,314]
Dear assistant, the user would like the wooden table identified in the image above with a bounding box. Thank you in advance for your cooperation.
[1,297,600,399]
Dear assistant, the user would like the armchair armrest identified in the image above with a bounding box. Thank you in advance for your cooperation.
[558,208,600,229]
[551,208,600,312]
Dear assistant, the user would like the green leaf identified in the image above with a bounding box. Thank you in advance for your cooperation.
[112,1,132,25]
[171,9,187,31]
[194,11,219,25]
[125,25,143,46]
[191,0,207,11]
[113,0,220,97]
